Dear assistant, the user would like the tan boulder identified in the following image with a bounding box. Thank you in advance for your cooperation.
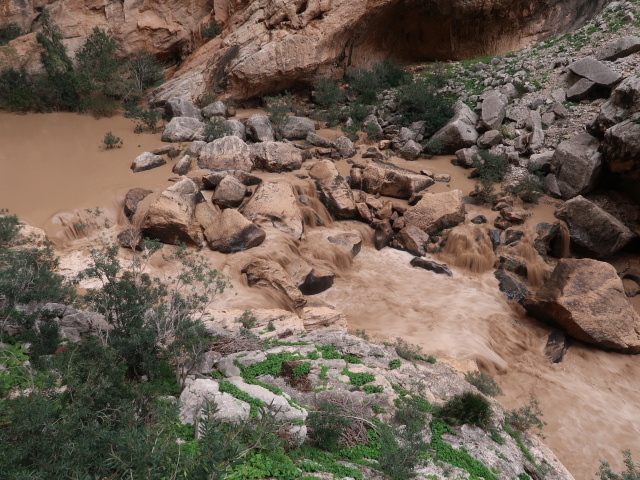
[309,160,356,219]
[203,209,265,253]
[241,181,304,239]
[403,190,465,235]
[242,259,307,309]
[250,141,303,172]
[286,257,335,295]
[302,307,347,331]
[360,161,433,200]
[524,259,640,353]
[198,136,253,172]
[212,175,247,208]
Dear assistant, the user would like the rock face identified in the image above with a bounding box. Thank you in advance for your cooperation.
[241,181,304,239]
[162,117,206,143]
[524,259,640,353]
[198,136,253,172]
[357,160,433,199]
[556,196,633,258]
[124,188,153,218]
[551,133,602,199]
[250,142,303,172]
[596,36,640,61]
[165,97,202,120]
[309,160,356,219]
[203,209,266,252]
[147,0,606,102]
[404,190,465,235]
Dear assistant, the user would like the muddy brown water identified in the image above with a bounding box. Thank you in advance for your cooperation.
[1,111,639,478]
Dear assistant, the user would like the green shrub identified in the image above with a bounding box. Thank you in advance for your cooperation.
[0,68,42,111]
[201,21,222,39]
[363,385,383,394]
[75,27,122,90]
[129,107,162,133]
[264,92,294,139]
[204,117,232,141]
[423,137,444,155]
[389,359,401,370]
[464,371,502,397]
[292,361,311,378]
[308,402,352,451]
[597,450,640,480]
[505,397,546,433]
[346,67,381,104]
[396,77,454,132]
[314,77,344,110]
[102,131,123,149]
[436,392,493,429]
[84,92,119,117]
[0,23,23,46]
[0,210,21,246]
[127,50,164,91]
[473,149,509,183]
[374,60,411,89]
[341,367,375,387]
[505,171,543,204]
[395,338,430,362]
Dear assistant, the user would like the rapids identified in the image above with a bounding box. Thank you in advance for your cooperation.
[1,111,639,479]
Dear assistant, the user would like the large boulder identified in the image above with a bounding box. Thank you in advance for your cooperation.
[201,101,227,118]
[594,74,640,132]
[226,120,247,141]
[165,97,202,120]
[567,56,623,88]
[551,133,602,199]
[242,259,307,308]
[309,160,356,219]
[431,101,479,153]
[250,142,303,172]
[124,188,153,218]
[358,160,434,199]
[246,114,275,142]
[286,258,335,295]
[198,136,253,172]
[282,116,315,140]
[390,225,430,256]
[130,152,166,173]
[596,36,640,61]
[161,117,207,143]
[479,90,508,131]
[212,175,247,208]
[601,120,640,181]
[403,190,465,235]
[556,195,633,258]
[333,136,356,158]
[241,181,304,239]
[523,259,640,353]
[179,378,250,425]
[133,178,203,247]
[203,209,266,253]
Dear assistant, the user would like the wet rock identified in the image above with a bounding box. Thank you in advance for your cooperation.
[151,145,177,156]
[410,257,452,276]
[241,181,304,239]
[333,136,356,158]
[594,74,640,132]
[454,146,480,168]
[544,331,570,363]
[597,36,640,61]
[212,175,247,209]
[355,202,374,223]
[488,229,502,251]
[552,133,602,199]
[494,269,529,303]
[431,101,479,153]
[198,136,253,172]
[310,160,356,219]
[372,219,394,250]
[250,141,302,172]
[327,233,362,256]
[360,160,433,199]
[565,78,596,102]
[134,178,204,247]
[186,140,207,157]
[556,195,633,258]
[165,97,202,120]
[494,216,512,230]
[534,222,569,259]
[283,116,315,140]
[404,190,465,235]
[131,152,166,172]
[524,258,640,353]
[397,139,422,160]
[201,101,227,118]
[501,207,526,224]
[504,229,524,246]
[480,90,508,131]
[528,151,554,173]
[203,209,265,253]
[495,254,528,277]
[233,170,262,186]
[117,228,143,250]
[433,173,451,183]
[161,116,206,142]
[246,114,275,142]
[543,174,562,198]
[601,120,640,179]
[287,258,335,295]
[306,132,333,148]
[567,56,622,88]
[390,225,430,257]
[302,307,347,331]
[124,187,153,218]
[242,259,307,309]
[172,155,192,175]
[471,215,487,224]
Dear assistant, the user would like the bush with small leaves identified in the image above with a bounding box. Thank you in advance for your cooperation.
[597,450,640,480]
[308,402,352,451]
[505,171,543,204]
[103,131,123,149]
[397,76,454,132]
[264,92,295,139]
[505,397,546,433]
[204,117,232,141]
[464,371,502,397]
[314,77,344,110]
[436,391,493,429]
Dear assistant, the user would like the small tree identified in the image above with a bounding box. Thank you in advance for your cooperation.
[102,131,123,149]
[127,50,164,91]
[204,117,232,141]
[75,27,122,90]
[264,92,294,140]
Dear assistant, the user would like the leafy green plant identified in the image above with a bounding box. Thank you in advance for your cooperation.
[127,50,164,91]
[308,402,352,451]
[0,210,21,246]
[292,361,311,378]
[314,77,344,110]
[341,367,375,387]
[505,171,543,204]
[204,117,232,141]
[597,450,640,480]
[464,371,502,397]
[264,92,294,139]
[436,392,493,429]
[363,385,383,394]
[236,310,257,329]
[505,397,546,433]
[395,338,431,362]
[219,380,265,417]
[396,77,454,132]
[102,131,123,149]
[389,359,401,370]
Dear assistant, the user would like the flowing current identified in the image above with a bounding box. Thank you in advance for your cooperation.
[1,111,639,479]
